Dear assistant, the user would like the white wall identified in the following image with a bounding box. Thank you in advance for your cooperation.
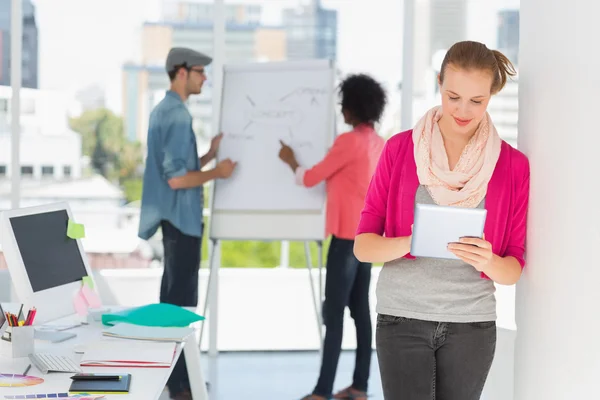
[514,0,600,398]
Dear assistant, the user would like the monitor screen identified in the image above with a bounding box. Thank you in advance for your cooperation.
[0,303,6,334]
[9,210,88,293]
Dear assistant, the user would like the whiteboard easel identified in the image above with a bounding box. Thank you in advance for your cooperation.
[200,60,336,356]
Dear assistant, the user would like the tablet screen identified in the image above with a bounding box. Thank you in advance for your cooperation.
[410,203,487,260]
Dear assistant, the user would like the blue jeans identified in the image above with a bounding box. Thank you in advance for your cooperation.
[376,315,496,399]
[313,236,373,397]
[160,220,201,396]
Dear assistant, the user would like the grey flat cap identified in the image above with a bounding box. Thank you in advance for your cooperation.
[166,47,212,72]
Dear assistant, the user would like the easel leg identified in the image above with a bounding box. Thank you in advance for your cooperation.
[304,242,323,345]
[199,239,220,357]
[184,335,209,400]
[208,240,220,357]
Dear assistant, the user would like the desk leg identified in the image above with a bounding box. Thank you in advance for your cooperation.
[184,335,209,400]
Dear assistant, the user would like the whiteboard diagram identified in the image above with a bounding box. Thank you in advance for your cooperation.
[213,62,334,213]
[238,87,327,147]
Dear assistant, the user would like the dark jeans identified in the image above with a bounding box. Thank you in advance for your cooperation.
[376,314,496,400]
[160,220,202,396]
[313,236,373,397]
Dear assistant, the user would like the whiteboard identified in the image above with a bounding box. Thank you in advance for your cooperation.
[210,60,335,241]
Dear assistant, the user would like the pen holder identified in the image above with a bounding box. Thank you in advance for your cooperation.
[7,326,35,358]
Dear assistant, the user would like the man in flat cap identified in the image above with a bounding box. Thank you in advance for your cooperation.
[138,47,236,400]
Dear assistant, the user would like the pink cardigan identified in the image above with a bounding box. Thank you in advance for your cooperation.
[356,130,530,279]
[297,124,385,239]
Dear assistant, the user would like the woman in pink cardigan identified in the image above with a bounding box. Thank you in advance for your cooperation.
[354,41,530,400]
[279,74,387,400]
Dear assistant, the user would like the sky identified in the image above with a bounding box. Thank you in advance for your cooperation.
[30,0,519,114]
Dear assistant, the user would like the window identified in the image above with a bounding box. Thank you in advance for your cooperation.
[0,165,6,177]
[42,166,54,177]
[63,166,72,178]
[21,166,34,177]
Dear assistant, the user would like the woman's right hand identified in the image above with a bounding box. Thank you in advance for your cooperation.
[278,140,294,164]
[278,140,299,171]
[354,231,412,264]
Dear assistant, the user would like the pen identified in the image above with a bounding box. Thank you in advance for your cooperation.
[23,364,31,376]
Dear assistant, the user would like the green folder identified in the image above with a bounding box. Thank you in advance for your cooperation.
[102,303,205,327]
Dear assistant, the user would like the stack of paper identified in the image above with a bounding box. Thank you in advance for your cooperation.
[102,323,194,342]
[80,339,176,368]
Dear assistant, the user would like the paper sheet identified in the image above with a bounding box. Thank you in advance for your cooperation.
[73,289,88,316]
[81,285,102,309]
[80,339,176,367]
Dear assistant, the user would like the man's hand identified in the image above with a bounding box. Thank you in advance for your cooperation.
[215,158,237,178]
[208,132,224,157]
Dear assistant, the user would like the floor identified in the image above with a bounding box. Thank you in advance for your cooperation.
[159,350,384,400]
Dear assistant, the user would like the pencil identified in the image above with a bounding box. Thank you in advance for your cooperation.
[23,364,31,376]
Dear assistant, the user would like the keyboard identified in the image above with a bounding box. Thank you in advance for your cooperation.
[29,353,82,374]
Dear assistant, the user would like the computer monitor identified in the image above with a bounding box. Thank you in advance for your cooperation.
[0,303,7,337]
[0,202,98,324]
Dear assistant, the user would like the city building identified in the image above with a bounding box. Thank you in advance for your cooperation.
[0,85,82,180]
[497,9,519,66]
[282,0,337,61]
[397,0,519,147]
[487,76,519,147]
[122,2,287,147]
[411,0,468,103]
[0,85,149,268]
[161,0,261,25]
[0,0,38,89]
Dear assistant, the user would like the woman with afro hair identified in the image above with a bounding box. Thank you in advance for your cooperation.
[279,73,387,400]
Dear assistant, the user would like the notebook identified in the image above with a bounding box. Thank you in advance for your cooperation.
[69,373,131,394]
[80,339,176,368]
[103,323,194,342]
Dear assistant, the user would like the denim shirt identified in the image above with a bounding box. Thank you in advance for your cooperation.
[138,90,204,239]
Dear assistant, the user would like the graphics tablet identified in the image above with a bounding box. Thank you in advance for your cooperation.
[410,203,487,260]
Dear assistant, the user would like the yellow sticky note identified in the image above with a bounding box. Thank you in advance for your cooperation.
[82,276,94,289]
[67,220,85,239]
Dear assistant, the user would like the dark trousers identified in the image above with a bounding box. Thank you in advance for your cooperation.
[376,315,496,400]
[160,220,201,396]
[313,236,373,397]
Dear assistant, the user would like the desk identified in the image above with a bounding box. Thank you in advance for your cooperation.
[0,316,208,400]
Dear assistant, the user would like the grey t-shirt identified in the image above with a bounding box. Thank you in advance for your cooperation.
[375,185,496,323]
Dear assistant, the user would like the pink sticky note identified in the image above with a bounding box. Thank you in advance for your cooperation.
[82,285,102,309]
[73,289,89,316]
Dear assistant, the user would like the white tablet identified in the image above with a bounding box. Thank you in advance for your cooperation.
[410,203,487,260]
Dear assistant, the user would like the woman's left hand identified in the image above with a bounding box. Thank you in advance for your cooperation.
[447,236,494,272]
